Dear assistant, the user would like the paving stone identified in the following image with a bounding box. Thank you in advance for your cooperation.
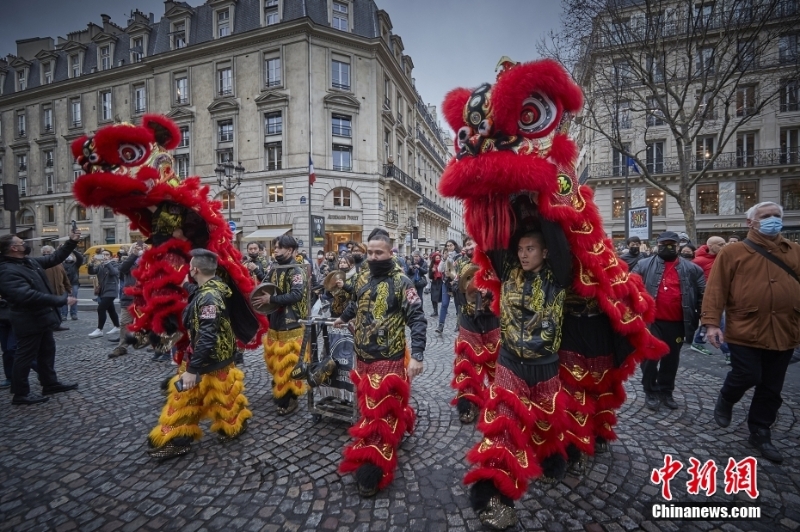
[1,317,797,531]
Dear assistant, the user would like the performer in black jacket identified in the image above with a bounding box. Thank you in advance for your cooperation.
[147,249,252,459]
[334,228,427,498]
[0,231,80,405]
[252,235,308,416]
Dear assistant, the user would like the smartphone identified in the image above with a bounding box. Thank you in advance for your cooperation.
[71,219,78,233]
[174,380,184,392]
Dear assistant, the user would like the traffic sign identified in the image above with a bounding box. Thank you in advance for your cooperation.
[228,220,237,232]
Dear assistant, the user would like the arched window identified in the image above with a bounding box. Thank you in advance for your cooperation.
[332,187,351,207]
[18,208,34,225]
[221,191,235,210]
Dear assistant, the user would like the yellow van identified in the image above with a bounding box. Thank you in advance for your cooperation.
[78,244,136,284]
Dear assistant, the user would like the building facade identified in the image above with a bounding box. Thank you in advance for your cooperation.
[0,0,455,255]
[574,0,800,247]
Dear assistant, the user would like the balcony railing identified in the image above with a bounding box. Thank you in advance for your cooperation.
[586,148,800,179]
[383,164,422,194]
[416,129,447,168]
[419,196,451,221]
[593,4,799,49]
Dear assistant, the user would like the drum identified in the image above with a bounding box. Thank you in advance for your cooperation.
[250,282,280,315]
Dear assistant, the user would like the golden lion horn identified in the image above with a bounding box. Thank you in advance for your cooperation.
[495,56,518,73]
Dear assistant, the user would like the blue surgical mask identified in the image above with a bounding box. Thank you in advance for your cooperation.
[758,216,782,236]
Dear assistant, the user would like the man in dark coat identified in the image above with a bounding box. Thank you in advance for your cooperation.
[0,231,80,405]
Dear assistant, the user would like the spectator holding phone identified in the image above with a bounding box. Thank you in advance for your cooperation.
[88,250,121,338]
[0,230,81,405]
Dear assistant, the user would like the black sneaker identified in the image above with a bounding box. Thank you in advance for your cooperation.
[12,394,50,405]
[748,429,783,464]
[645,393,661,411]
[662,394,679,410]
[147,441,191,460]
[42,383,79,395]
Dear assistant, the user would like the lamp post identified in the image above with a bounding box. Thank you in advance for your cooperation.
[215,161,245,224]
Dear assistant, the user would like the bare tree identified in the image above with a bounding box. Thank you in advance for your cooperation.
[540,0,800,241]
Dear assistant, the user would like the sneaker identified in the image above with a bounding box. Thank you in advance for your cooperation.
[645,393,661,411]
[108,327,120,335]
[690,344,713,356]
[71,316,78,321]
[435,323,444,334]
[88,329,104,338]
[725,353,731,365]
[0,379,11,389]
[661,393,679,410]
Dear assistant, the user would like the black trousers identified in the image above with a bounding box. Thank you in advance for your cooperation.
[641,320,684,395]
[11,330,59,397]
[721,343,793,433]
[96,297,119,329]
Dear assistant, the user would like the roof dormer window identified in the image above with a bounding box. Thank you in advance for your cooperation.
[217,8,231,37]
[173,21,187,49]
[16,70,26,91]
[332,2,349,31]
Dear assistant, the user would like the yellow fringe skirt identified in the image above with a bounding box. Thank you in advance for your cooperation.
[148,365,251,448]
[263,327,307,402]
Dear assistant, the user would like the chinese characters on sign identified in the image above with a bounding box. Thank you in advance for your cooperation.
[651,455,759,501]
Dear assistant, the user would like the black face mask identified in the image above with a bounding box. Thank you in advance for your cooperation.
[275,252,293,265]
[681,252,695,260]
[248,252,259,259]
[23,243,32,256]
[367,258,394,277]
[657,244,678,261]
[353,253,364,264]
[628,247,640,256]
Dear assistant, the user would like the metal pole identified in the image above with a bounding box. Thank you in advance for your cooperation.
[624,170,629,240]
[9,211,16,235]
[307,35,314,254]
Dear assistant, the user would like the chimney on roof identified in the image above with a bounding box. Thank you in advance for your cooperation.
[150,13,155,23]
[101,14,111,25]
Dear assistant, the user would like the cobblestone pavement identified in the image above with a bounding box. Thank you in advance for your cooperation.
[1,298,799,532]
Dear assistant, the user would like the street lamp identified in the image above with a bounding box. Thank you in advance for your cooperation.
[215,161,245,223]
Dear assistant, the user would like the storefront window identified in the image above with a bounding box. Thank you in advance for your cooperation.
[646,188,666,216]
[612,188,630,219]
[697,182,719,215]
[781,178,800,211]
[735,181,758,214]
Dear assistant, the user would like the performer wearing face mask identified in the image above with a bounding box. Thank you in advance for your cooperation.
[252,235,308,415]
[243,242,269,282]
[632,232,705,412]
[333,228,427,498]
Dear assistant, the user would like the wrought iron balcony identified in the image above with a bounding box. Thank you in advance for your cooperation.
[383,164,422,195]
[419,196,451,221]
[585,148,800,180]
[416,129,447,168]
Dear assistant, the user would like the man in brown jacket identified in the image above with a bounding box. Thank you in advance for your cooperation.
[702,201,800,464]
[41,246,71,332]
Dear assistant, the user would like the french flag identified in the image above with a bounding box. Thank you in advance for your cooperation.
[309,155,316,186]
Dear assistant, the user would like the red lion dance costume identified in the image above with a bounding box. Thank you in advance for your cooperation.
[71,115,267,452]
[438,59,667,529]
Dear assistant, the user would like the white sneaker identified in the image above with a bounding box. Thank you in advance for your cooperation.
[88,329,104,338]
[108,327,120,335]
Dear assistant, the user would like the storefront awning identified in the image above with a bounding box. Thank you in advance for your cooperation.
[243,226,292,240]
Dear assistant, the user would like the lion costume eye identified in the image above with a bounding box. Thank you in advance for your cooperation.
[118,143,147,165]
[518,92,557,135]
[457,126,473,148]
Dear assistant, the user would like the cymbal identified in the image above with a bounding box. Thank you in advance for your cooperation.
[324,270,346,292]
[250,282,280,315]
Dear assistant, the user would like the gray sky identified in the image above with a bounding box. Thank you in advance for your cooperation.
[0,0,561,129]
